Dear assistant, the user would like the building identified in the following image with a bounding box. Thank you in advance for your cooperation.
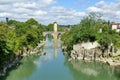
[111,22,120,32]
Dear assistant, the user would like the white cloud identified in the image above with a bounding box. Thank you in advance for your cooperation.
[87,7,102,12]
[47,6,86,25]
[33,10,47,16]
[0,5,10,12]
[13,2,37,9]
[0,0,55,23]
[0,12,12,17]
[49,6,86,17]
[95,1,106,7]
[11,7,32,14]
[40,0,56,5]
[1,0,120,25]
[0,1,86,25]
[0,0,29,4]
[87,0,120,22]
[13,0,56,9]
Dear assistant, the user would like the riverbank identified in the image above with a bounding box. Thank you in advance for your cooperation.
[22,41,46,56]
[0,41,45,79]
[62,42,120,67]
[0,55,21,77]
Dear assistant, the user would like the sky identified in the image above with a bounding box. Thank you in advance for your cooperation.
[0,0,120,25]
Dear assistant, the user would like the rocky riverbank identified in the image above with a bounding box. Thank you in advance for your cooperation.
[62,41,120,67]
[0,55,21,77]
[0,41,45,78]
[22,41,46,56]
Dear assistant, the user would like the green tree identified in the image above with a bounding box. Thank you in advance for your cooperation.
[61,12,120,54]
[25,18,39,26]
[47,23,54,31]
[0,18,45,71]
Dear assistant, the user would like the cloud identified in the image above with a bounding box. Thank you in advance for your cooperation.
[0,12,12,18]
[13,2,37,9]
[47,6,86,24]
[40,0,56,5]
[0,5,10,12]
[13,0,56,9]
[87,0,120,22]
[0,0,120,25]
[32,10,47,16]
[0,0,55,20]
[87,7,102,12]
[0,0,29,4]
[0,0,86,25]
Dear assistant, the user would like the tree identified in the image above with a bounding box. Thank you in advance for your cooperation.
[25,18,39,26]
[0,18,45,71]
[6,17,9,24]
[61,12,120,54]
[47,23,54,31]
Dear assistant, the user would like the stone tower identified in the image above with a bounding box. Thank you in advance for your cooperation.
[54,22,57,33]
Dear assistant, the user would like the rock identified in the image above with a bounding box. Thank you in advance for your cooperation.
[73,44,81,51]
[81,41,100,50]
[63,51,68,55]
[71,50,76,54]
[68,58,72,61]
[106,58,120,66]
[77,56,83,60]
[43,52,46,55]
[66,42,120,67]
[23,53,27,56]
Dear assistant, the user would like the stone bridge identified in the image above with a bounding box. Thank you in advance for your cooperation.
[43,31,65,39]
[43,31,64,36]
[43,22,65,39]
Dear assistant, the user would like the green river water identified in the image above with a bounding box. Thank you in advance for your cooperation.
[5,37,120,80]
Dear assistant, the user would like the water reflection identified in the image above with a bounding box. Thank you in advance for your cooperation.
[65,60,120,80]
[45,35,59,59]
[47,34,53,41]
[114,66,120,79]
[4,36,120,80]
[53,38,58,58]
[6,56,40,80]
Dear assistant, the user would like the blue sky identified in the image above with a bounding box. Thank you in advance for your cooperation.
[0,0,119,25]
[56,0,100,11]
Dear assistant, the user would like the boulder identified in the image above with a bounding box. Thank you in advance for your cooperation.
[73,44,81,51]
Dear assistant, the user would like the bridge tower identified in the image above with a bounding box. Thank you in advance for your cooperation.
[53,22,58,39]
[54,22,57,33]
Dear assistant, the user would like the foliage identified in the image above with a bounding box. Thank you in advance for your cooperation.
[25,18,39,26]
[0,18,45,69]
[61,12,120,52]
[47,23,54,31]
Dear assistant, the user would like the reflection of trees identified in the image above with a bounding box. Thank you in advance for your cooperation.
[65,60,119,80]
[45,34,53,41]
[114,66,120,79]
[6,55,39,80]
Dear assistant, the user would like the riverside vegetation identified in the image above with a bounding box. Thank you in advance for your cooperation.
[61,13,120,66]
[0,18,46,77]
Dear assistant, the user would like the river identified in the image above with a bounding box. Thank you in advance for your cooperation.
[5,37,120,80]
